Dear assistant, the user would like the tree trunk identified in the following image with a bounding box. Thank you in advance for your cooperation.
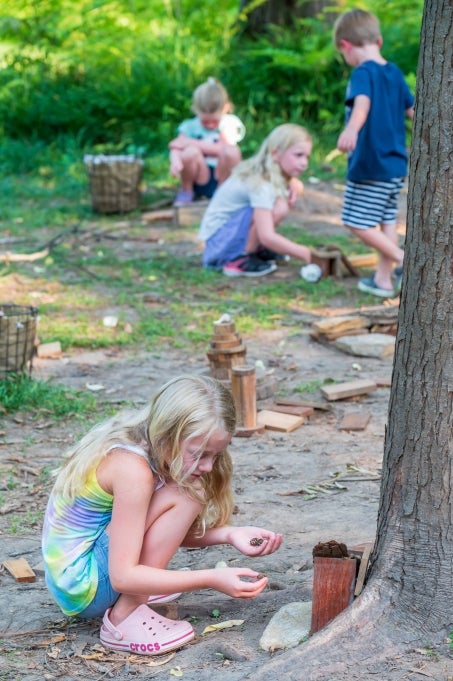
[238,0,330,35]
[251,0,453,676]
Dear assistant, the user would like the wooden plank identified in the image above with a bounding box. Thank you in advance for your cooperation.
[257,410,305,432]
[347,253,379,268]
[321,379,377,402]
[354,542,374,596]
[141,208,174,223]
[275,397,333,411]
[264,403,314,418]
[338,412,371,431]
[0,248,49,262]
[3,557,36,582]
[312,315,369,341]
[375,376,392,387]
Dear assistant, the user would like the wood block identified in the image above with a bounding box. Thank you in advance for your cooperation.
[321,379,377,401]
[264,403,314,418]
[37,341,62,358]
[310,556,357,634]
[3,557,36,582]
[257,410,305,432]
[338,412,371,431]
[175,202,208,227]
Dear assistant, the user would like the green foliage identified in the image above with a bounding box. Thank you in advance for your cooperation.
[0,374,96,416]
[0,0,423,151]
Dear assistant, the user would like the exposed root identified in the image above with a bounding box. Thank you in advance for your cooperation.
[251,583,453,680]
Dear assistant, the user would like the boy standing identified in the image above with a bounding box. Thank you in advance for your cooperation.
[334,9,414,298]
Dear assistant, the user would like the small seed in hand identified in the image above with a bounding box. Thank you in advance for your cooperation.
[250,537,264,547]
[255,573,265,580]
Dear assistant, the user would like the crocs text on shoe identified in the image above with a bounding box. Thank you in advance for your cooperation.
[100,604,194,656]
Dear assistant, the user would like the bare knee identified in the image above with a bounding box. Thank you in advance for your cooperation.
[180,146,205,165]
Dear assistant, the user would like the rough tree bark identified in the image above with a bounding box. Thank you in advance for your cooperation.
[251,0,453,677]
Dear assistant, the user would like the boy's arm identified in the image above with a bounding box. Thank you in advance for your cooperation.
[337,94,370,153]
[406,106,414,120]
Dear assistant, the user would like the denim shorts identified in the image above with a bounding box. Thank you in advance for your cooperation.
[203,206,253,268]
[77,530,119,619]
[342,178,404,229]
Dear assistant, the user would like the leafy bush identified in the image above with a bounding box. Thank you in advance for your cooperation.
[0,0,422,152]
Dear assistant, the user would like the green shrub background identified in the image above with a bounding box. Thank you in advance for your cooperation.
[0,0,422,163]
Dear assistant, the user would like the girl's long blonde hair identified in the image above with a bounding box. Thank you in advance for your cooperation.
[53,375,236,530]
[234,123,312,197]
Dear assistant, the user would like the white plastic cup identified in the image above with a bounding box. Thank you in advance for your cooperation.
[300,264,322,283]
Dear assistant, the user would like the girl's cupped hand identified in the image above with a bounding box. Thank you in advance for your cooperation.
[228,526,283,556]
[210,567,268,599]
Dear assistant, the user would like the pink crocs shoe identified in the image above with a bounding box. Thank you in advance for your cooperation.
[100,604,194,655]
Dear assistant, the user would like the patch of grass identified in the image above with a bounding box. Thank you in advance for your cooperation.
[294,380,326,395]
[0,374,97,417]
[6,508,44,535]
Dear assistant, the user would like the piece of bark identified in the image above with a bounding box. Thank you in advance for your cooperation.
[354,542,374,596]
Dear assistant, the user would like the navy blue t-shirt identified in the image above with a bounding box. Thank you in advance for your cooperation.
[344,61,414,182]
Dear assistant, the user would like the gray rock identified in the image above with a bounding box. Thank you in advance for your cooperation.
[259,601,312,651]
[334,333,395,358]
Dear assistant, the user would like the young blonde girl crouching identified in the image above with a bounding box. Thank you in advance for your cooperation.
[42,375,282,656]
[169,77,245,206]
[198,123,320,278]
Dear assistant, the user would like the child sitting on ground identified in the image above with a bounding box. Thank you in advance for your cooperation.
[333,9,414,298]
[169,78,245,206]
[198,123,321,279]
[42,374,282,656]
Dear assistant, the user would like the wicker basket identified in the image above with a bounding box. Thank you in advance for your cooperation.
[0,304,38,377]
[84,154,144,214]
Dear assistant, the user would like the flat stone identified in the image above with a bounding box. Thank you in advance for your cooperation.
[259,601,312,651]
[334,333,395,358]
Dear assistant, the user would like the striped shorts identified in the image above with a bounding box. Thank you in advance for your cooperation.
[342,178,404,230]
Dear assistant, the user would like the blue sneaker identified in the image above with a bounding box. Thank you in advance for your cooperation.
[358,276,395,299]
[393,266,403,294]
[223,254,277,278]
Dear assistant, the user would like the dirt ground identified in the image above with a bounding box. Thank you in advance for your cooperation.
[1,183,452,680]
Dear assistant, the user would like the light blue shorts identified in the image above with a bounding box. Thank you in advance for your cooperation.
[203,206,253,268]
[77,530,119,619]
[342,178,404,229]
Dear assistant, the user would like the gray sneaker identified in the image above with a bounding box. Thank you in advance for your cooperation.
[358,276,395,298]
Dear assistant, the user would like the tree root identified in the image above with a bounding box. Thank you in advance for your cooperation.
[250,583,453,680]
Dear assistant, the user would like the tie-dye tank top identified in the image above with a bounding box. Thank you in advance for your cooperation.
[42,443,162,616]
